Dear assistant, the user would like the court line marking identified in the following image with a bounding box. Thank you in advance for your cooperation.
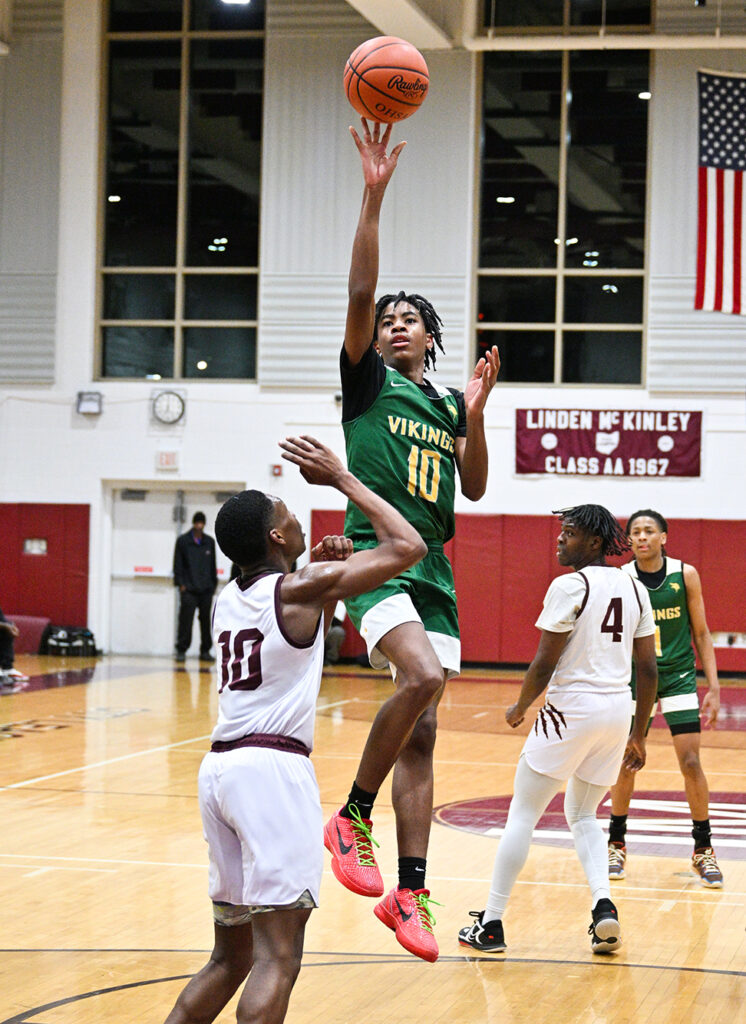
[311,752,746,777]
[0,853,742,903]
[3,864,116,875]
[1,951,744,1024]
[0,733,213,791]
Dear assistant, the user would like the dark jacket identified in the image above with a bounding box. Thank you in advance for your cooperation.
[173,530,217,593]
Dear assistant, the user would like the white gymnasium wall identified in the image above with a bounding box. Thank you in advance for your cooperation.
[0,0,743,650]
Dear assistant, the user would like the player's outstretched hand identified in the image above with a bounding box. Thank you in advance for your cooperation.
[464,345,500,417]
[350,118,407,191]
[312,535,354,563]
[279,435,346,487]
[622,735,646,772]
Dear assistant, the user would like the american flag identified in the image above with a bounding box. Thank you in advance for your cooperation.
[695,70,746,315]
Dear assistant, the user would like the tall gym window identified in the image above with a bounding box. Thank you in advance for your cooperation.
[99,0,265,380]
[481,1,652,31]
[477,49,649,385]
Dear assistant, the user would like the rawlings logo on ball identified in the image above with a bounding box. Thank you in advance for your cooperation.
[387,75,428,98]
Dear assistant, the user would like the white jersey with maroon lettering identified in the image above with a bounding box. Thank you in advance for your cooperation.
[522,565,655,786]
[536,565,655,697]
[210,572,324,751]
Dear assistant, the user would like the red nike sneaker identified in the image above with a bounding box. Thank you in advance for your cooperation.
[374,887,439,962]
[323,806,383,897]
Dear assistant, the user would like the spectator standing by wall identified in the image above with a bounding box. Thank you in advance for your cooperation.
[173,512,218,663]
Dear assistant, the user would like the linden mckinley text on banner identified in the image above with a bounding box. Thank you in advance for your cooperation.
[515,410,702,477]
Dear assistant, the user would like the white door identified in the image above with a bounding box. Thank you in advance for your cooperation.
[109,486,236,655]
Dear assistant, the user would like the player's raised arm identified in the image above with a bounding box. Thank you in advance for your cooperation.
[455,345,500,500]
[279,436,426,607]
[345,120,406,366]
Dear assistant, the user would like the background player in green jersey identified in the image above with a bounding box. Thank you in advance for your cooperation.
[607,509,723,887]
[323,120,500,962]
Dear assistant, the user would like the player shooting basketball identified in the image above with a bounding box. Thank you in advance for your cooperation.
[322,118,500,962]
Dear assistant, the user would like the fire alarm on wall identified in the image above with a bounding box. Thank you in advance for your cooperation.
[270,464,283,477]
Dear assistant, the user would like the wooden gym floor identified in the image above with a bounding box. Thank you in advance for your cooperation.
[1,654,744,1023]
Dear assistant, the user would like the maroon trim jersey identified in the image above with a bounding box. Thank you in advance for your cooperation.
[210,573,324,751]
[536,566,655,696]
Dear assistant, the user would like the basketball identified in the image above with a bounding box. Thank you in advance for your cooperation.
[344,36,429,123]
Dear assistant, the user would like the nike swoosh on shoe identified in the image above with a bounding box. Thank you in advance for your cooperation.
[336,822,353,855]
[394,896,414,922]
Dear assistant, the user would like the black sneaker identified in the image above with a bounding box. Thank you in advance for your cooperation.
[174,652,186,663]
[200,651,216,663]
[458,911,506,953]
[588,898,622,954]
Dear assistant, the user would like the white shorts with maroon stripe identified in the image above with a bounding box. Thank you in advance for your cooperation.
[198,745,324,911]
[522,688,633,788]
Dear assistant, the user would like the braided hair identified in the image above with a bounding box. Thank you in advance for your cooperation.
[215,489,275,568]
[374,291,445,371]
[552,504,630,557]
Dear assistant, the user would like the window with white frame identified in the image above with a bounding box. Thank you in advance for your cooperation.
[100,0,265,380]
[477,48,649,385]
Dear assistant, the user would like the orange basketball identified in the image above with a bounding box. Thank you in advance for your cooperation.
[344,36,429,123]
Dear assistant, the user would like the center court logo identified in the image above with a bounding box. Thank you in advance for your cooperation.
[434,790,746,860]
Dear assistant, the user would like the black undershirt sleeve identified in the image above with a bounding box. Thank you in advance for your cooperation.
[340,343,386,422]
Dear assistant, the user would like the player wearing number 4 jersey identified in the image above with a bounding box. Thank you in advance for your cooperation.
[459,506,658,958]
[325,119,500,963]
[163,436,425,1024]
[608,509,723,888]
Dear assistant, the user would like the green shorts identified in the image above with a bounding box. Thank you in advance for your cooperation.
[632,663,701,735]
[344,544,460,677]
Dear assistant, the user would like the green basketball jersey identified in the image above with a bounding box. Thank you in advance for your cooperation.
[343,365,461,543]
[622,557,694,672]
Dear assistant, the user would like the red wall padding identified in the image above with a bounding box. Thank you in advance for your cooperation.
[0,503,90,626]
[311,511,746,670]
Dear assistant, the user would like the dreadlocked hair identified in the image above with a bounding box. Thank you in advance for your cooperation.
[215,489,274,568]
[374,291,445,372]
[552,504,630,557]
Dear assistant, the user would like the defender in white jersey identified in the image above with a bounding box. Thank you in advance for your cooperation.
[459,505,657,958]
[164,436,425,1024]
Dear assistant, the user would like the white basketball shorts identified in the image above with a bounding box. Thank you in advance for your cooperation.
[359,593,461,680]
[521,687,633,788]
[198,746,324,910]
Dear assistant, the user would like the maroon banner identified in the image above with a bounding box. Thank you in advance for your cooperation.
[515,409,702,477]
